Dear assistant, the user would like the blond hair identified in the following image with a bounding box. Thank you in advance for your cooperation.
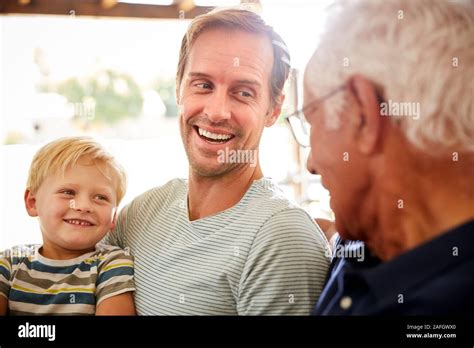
[306,0,474,152]
[27,137,127,204]
[176,7,291,107]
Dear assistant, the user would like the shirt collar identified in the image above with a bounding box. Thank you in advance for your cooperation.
[348,219,474,301]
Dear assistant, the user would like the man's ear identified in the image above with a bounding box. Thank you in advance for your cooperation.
[265,94,285,127]
[176,85,181,105]
[24,189,38,217]
[347,74,383,155]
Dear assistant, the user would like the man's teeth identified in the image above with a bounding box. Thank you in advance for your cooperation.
[66,219,92,226]
[198,127,232,141]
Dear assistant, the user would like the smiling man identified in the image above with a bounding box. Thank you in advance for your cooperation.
[105,7,330,315]
[291,0,474,315]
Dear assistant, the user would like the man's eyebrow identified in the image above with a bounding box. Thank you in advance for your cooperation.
[188,72,212,79]
[187,72,262,88]
[234,79,262,88]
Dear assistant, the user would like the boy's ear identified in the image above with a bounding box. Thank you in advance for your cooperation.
[24,189,38,217]
[109,209,118,230]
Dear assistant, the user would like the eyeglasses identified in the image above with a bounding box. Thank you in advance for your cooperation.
[284,85,346,147]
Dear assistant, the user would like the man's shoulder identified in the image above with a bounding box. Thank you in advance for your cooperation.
[239,178,328,247]
[247,178,298,209]
[125,178,187,213]
[245,178,313,222]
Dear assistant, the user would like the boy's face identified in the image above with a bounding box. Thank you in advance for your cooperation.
[24,157,118,259]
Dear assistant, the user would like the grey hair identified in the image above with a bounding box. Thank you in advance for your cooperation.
[305,0,474,152]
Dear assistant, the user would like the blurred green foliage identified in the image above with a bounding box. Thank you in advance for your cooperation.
[40,70,144,124]
[152,77,178,117]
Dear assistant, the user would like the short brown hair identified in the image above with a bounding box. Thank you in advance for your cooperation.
[176,7,291,107]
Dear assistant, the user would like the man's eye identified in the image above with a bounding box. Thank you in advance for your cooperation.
[195,83,212,89]
[236,90,253,98]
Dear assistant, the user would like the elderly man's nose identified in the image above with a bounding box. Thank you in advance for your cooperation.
[307,153,318,175]
[204,90,231,122]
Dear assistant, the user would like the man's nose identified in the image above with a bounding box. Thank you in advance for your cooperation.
[307,151,318,175]
[203,89,231,122]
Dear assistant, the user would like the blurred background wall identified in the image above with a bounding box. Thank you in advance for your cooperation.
[0,0,334,248]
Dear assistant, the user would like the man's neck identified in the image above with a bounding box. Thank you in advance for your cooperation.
[367,155,474,261]
[371,188,474,261]
[187,163,264,221]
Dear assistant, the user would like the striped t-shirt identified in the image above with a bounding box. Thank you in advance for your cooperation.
[105,177,331,315]
[0,244,135,315]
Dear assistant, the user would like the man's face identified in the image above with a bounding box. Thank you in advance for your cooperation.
[177,28,278,177]
[303,72,371,240]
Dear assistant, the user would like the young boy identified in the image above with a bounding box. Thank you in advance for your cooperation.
[0,137,135,315]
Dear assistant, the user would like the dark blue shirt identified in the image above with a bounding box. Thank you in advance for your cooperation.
[312,219,474,315]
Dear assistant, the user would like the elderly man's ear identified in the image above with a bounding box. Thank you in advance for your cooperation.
[347,74,384,155]
[265,94,285,127]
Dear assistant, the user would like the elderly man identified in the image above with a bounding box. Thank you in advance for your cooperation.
[287,0,474,315]
[105,8,330,315]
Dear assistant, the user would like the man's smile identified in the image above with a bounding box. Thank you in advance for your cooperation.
[193,125,235,145]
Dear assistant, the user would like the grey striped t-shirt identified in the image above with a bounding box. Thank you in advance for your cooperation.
[106,177,330,315]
